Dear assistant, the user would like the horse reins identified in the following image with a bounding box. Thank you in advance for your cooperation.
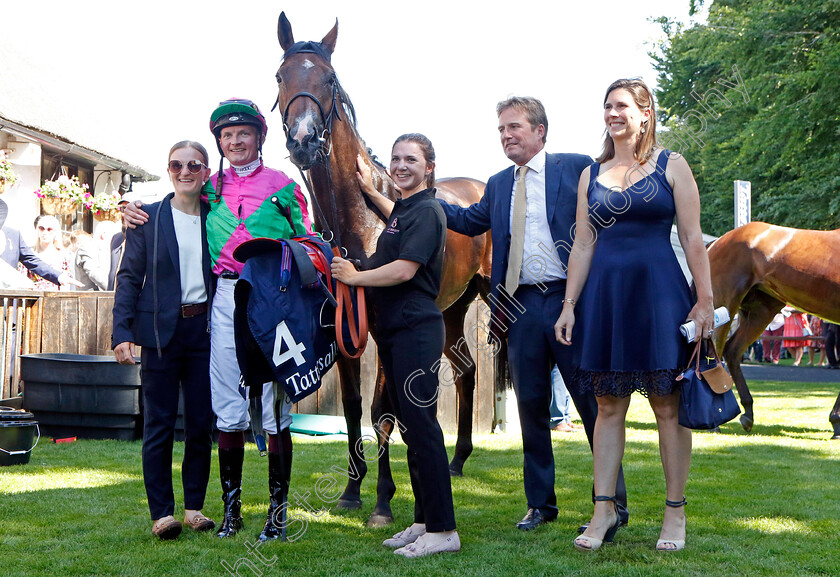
[274,43,368,359]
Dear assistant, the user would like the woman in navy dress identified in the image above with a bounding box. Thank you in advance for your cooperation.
[555,79,714,552]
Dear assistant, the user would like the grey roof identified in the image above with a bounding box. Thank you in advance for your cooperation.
[0,44,158,182]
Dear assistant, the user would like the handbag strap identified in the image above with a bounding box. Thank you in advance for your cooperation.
[684,339,703,373]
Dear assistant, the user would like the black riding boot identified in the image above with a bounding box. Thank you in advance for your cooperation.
[258,449,292,541]
[216,447,244,538]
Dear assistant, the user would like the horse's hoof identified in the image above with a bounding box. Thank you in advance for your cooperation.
[831,434,840,440]
[336,498,363,510]
[740,414,754,432]
[449,464,464,477]
[366,514,394,528]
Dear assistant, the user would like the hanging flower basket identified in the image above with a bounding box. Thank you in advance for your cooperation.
[0,154,18,194]
[87,192,123,222]
[41,196,78,215]
[35,175,89,215]
[92,208,122,223]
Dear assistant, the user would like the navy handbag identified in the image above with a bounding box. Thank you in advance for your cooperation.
[677,339,740,430]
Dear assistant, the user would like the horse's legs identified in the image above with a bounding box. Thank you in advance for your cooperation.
[368,364,397,527]
[335,356,368,509]
[442,282,480,477]
[830,392,840,440]
[720,290,783,432]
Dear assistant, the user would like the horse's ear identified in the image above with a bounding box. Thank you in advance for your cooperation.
[278,11,295,51]
[320,19,338,56]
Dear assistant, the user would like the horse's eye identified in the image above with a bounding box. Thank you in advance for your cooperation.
[275,73,283,84]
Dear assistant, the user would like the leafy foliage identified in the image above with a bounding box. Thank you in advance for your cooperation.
[651,0,840,235]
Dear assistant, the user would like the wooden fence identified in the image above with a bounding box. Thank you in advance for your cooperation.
[0,290,497,433]
[0,290,116,399]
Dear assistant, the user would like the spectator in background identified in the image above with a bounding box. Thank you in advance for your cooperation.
[806,315,826,367]
[108,197,132,291]
[762,311,785,364]
[782,307,809,366]
[744,338,763,363]
[25,214,74,290]
[0,198,79,289]
[75,219,121,290]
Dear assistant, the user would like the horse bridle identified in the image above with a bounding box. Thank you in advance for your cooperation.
[274,42,368,359]
[273,45,344,249]
[280,79,342,159]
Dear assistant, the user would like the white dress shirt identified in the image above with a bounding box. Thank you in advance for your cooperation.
[508,149,566,284]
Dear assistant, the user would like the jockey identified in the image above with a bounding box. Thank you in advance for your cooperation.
[205,98,312,540]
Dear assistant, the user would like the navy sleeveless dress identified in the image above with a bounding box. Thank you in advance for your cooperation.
[574,150,692,397]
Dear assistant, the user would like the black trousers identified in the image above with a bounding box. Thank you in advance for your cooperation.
[376,295,456,532]
[507,282,628,521]
[140,313,213,520]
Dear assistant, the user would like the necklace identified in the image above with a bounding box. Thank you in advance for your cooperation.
[173,206,199,225]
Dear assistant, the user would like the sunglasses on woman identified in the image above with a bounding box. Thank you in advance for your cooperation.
[37,226,55,232]
[167,160,207,174]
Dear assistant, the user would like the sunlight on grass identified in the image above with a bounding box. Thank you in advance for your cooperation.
[736,516,813,535]
[1,378,837,577]
[0,467,139,494]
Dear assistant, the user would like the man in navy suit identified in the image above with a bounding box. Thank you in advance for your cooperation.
[439,96,628,531]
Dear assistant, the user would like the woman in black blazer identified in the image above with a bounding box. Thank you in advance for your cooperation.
[112,141,215,539]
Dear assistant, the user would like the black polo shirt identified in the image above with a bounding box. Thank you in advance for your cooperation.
[371,188,446,302]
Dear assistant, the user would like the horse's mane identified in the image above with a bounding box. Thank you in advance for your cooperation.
[334,75,357,128]
[333,73,388,170]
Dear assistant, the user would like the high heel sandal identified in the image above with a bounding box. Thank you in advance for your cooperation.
[656,496,687,552]
[573,495,621,552]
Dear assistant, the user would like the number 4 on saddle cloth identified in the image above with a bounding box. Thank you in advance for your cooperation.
[232,234,342,404]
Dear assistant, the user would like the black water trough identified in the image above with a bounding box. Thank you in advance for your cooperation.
[21,353,142,441]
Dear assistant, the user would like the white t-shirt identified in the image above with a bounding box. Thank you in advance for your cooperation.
[172,207,207,305]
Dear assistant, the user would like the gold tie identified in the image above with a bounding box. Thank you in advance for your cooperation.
[505,165,529,295]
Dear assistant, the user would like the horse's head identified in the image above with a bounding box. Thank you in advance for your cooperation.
[276,12,341,170]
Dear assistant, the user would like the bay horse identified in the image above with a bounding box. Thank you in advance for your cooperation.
[274,13,506,525]
[707,221,840,438]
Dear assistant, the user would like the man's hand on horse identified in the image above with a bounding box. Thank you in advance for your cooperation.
[122,200,149,229]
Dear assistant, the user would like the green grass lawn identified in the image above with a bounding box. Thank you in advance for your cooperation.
[2,379,839,577]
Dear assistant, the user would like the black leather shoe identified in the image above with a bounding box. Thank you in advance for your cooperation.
[516,508,556,531]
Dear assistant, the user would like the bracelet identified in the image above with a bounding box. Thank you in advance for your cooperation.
[562,298,577,306]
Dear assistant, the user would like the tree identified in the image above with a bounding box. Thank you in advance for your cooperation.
[651,0,840,235]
